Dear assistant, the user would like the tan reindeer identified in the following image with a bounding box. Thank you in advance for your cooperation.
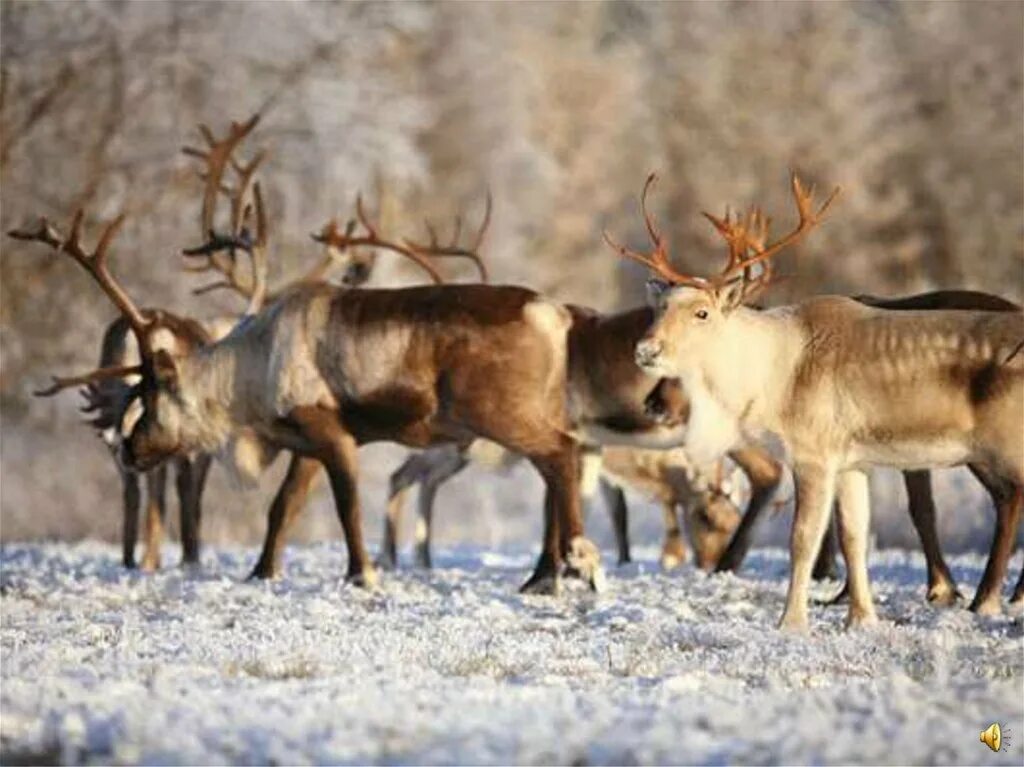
[377,412,746,573]
[704,290,1024,607]
[610,172,1024,630]
[12,128,604,596]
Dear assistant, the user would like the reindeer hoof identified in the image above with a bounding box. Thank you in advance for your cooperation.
[969,596,1002,617]
[659,539,687,572]
[347,567,379,590]
[844,609,879,630]
[246,559,279,581]
[926,581,961,607]
[140,558,161,573]
[565,536,604,591]
[520,572,561,596]
[414,547,432,570]
[777,611,810,634]
[660,553,683,571]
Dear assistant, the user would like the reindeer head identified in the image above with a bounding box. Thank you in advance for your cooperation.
[13,116,265,471]
[686,490,742,571]
[679,460,744,570]
[606,173,839,377]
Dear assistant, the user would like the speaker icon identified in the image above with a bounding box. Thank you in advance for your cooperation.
[981,722,1013,753]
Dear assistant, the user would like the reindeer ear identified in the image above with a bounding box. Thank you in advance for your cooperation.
[646,278,671,306]
[151,349,180,392]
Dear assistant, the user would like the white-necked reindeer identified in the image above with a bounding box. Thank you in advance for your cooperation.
[609,173,1023,630]
[25,115,383,574]
[11,118,606,595]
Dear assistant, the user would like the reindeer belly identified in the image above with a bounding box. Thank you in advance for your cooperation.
[847,437,972,470]
[845,391,975,470]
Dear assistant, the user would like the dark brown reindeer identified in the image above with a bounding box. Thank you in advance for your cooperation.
[14,127,602,596]
[182,169,492,582]
[612,173,1023,629]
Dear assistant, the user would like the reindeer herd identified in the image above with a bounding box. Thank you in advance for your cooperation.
[9,115,1023,633]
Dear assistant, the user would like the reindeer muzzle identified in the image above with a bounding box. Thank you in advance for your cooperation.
[635,338,664,369]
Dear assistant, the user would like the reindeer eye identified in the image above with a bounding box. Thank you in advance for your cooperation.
[695,309,709,320]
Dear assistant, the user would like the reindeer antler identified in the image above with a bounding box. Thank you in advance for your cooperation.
[711,173,839,287]
[311,195,444,284]
[603,173,714,291]
[403,192,492,282]
[701,205,775,302]
[181,115,268,315]
[8,211,151,340]
[32,364,142,398]
[607,172,839,305]
[181,114,260,241]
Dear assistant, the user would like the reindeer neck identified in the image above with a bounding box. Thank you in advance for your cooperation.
[692,305,805,436]
[178,325,270,449]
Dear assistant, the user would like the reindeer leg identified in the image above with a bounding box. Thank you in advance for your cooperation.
[520,484,562,595]
[812,510,840,581]
[660,501,687,571]
[900,470,960,605]
[716,446,783,573]
[835,469,878,628]
[249,454,321,580]
[523,437,597,594]
[120,467,141,569]
[378,454,422,571]
[286,409,375,587]
[415,451,469,569]
[379,487,409,571]
[779,462,837,632]
[563,441,603,591]
[967,464,1021,615]
[176,457,200,567]
[191,452,213,548]
[598,478,632,566]
[1010,558,1024,607]
[140,465,168,572]
[817,504,850,606]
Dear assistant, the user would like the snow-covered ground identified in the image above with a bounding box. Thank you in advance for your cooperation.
[1,541,1022,765]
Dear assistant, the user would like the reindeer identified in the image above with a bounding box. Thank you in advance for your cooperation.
[377,403,746,574]
[610,172,1024,630]
[701,290,1023,607]
[22,115,383,573]
[27,310,213,571]
[12,119,605,595]
[181,152,491,581]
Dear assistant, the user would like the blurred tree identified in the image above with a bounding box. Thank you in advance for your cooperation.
[1,1,1020,543]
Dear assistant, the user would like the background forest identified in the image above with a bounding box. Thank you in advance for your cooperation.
[1,1,1021,553]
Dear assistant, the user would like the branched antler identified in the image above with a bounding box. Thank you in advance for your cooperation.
[712,173,839,287]
[607,171,840,305]
[8,211,151,339]
[181,115,268,315]
[603,173,714,290]
[33,364,142,397]
[311,195,443,284]
[403,192,492,281]
[312,191,494,285]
